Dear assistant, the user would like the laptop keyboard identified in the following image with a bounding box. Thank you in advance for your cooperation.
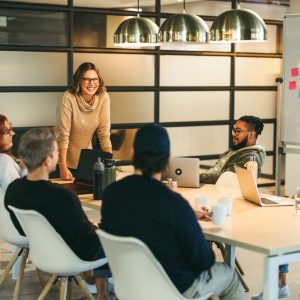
[261,198,278,205]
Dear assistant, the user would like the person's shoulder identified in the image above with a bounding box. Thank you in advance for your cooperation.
[0,153,14,164]
[61,91,76,104]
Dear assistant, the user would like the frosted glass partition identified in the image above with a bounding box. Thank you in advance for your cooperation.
[261,155,273,175]
[2,0,67,5]
[256,123,274,152]
[235,25,277,53]
[161,0,230,15]
[167,125,229,157]
[110,92,154,124]
[0,92,62,127]
[234,91,276,119]
[235,57,282,86]
[160,56,230,86]
[74,0,155,11]
[74,53,155,86]
[160,91,229,122]
[0,52,67,86]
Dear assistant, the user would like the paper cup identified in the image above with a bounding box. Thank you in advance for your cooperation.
[194,195,209,209]
[211,204,227,225]
[218,196,233,216]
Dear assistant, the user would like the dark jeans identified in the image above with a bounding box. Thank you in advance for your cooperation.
[92,247,112,278]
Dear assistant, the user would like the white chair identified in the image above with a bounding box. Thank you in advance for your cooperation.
[0,189,29,300]
[8,206,107,300]
[215,171,240,189]
[97,229,212,300]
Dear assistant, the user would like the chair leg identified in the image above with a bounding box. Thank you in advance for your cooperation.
[236,266,250,292]
[12,248,29,300]
[75,275,95,300]
[37,274,58,300]
[66,278,72,300]
[59,276,68,300]
[0,247,23,287]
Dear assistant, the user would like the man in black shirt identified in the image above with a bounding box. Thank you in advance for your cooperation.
[5,128,108,300]
[101,124,245,299]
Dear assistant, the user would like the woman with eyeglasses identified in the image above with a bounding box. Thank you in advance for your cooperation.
[56,62,112,180]
[0,114,27,191]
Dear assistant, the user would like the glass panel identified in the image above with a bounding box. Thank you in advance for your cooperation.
[234,91,276,119]
[161,0,230,15]
[160,91,229,122]
[74,0,155,12]
[160,55,230,86]
[110,92,154,124]
[74,14,157,49]
[0,9,67,46]
[235,57,282,86]
[235,25,277,53]
[261,155,273,175]
[112,128,138,160]
[167,125,229,156]
[74,53,155,86]
[160,20,231,52]
[2,0,67,4]
[256,123,274,152]
[0,51,68,86]
[0,92,63,126]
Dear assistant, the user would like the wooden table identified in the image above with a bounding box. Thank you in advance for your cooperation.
[78,184,300,300]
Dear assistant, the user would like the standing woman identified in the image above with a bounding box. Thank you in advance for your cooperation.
[0,114,27,191]
[56,62,112,180]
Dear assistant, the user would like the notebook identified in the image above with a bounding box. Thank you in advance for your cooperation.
[164,157,201,188]
[59,149,112,195]
[234,165,293,206]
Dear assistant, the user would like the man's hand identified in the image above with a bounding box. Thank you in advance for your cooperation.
[195,207,212,222]
[89,218,99,230]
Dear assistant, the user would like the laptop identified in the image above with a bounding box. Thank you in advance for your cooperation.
[59,149,112,195]
[163,157,201,188]
[234,165,293,206]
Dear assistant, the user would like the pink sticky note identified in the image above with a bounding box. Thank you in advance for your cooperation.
[291,68,299,77]
[289,81,297,90]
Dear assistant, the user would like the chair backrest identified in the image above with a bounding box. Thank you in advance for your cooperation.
[215,171,239,189]
[0,189,28,247]
[97,229,211,300]
[8,206,106,276]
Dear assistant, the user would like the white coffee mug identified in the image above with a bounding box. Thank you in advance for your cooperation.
[211,204,227,225]
[218,196,233,216]
[194,195,209,209]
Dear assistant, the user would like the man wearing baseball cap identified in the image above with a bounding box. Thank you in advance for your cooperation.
[100,124,245,299]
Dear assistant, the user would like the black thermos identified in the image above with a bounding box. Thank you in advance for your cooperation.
[93,157,104,200]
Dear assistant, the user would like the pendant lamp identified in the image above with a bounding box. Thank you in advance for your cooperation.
[113,0,160,47]
[158,0,209,44]
[210,1,267,43]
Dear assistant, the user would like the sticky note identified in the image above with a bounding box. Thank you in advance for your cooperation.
[291,68,299,77]
[289,81,297,90]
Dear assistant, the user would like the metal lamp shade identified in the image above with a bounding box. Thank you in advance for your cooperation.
[158,13,209,44]
[210,9,267,43]
[114,17,160,47]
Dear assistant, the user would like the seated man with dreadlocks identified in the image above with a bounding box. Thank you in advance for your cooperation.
[200,115,266,184]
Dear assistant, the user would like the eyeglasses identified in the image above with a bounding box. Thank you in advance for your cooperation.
[0,123,13,136]
[82,77,99,84]
[232,128,249,136]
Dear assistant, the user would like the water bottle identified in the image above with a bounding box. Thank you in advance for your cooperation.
[245,156,258,182]
[93,157,104,200]
[103,159,116,190]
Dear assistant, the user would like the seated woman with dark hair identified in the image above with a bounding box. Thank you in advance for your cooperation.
[0,114,27,192]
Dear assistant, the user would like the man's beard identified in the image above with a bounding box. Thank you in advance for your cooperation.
[231,136,248,151]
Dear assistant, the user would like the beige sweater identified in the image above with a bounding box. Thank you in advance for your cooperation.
[56,91,112,169]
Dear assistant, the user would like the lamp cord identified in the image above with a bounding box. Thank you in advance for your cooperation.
[183,0,186,13]
[137,0,140,17]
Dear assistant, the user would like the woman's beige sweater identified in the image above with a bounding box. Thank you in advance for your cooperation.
[56,91,112,169]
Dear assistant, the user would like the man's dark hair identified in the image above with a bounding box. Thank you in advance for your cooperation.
[133,124,170,177]
[238,115,264,137]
